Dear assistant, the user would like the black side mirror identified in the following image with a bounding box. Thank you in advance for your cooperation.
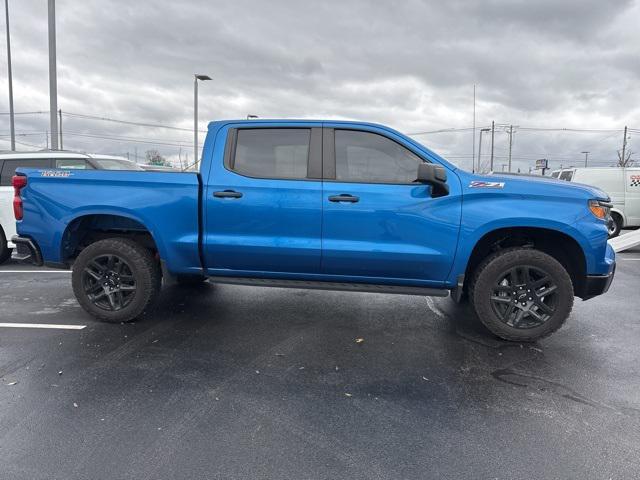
[417,163,449,197]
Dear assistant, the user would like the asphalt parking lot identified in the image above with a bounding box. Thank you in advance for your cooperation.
[0,246,639,479]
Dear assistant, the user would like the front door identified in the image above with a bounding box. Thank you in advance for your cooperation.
[204,125,323,275]
[321,126,461,285]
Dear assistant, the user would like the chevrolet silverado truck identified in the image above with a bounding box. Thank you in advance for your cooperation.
[11,120,615,341]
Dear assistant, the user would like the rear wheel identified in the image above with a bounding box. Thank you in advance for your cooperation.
[0,228,10,265]
[72,238,161,323]
[608,213,622,238]
[470,248,574,342]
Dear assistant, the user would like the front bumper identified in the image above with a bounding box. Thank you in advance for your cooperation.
[11,235,43,266]
[581,264,615,300]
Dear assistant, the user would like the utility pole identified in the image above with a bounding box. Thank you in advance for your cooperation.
[581,151,589,167]
[477,128,490,173]
[621,126,628,166]
[4,0,15,150]
[507,124,513,172]
[472,84,476,174]
[490,121,495,172]
[48,0,59,150]
[58,109,63,149]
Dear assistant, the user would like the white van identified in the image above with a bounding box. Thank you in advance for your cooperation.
[0,151,143,264]
[551,167,640,237]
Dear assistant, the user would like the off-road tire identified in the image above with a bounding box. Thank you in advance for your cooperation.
[72,238,161,323]
[469,247,574,342]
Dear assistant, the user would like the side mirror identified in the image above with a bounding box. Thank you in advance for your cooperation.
[417,163,449,197]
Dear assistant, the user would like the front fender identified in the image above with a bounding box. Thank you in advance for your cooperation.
[447,217,601,285]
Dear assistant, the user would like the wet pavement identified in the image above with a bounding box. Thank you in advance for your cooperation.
[0,246,639,479]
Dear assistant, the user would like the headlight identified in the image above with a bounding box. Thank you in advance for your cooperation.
[588,199,612,220]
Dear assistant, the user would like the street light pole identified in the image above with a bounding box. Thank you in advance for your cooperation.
[581,151,589,167]
[193,74,211,169]
[4,0,15,150]
[48,0,58,150]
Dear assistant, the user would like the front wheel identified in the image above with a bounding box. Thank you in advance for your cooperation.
[470,248,574,342]
[608,213,622,238]
[72,238,161,323]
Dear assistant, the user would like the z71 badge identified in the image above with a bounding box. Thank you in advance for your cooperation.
[469,180,505,189]
[41,170,73,177]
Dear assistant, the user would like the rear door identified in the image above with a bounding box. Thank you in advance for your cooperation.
[320,125,461,285]
[203,124,323,275]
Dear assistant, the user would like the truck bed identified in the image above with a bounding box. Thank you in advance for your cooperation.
[16,169,202,273]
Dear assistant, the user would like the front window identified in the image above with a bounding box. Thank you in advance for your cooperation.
[559,170,574,181]
[334,130,422,183]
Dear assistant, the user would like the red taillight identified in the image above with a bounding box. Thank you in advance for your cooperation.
[12,175,27,220]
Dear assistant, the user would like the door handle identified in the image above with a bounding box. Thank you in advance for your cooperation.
[213,190,243,199]
[328,194,359,203]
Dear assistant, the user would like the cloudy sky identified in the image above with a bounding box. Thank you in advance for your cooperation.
[1,0,639,171]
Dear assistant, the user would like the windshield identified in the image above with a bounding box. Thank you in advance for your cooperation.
[559,170,574,181]
[93,158,144,171]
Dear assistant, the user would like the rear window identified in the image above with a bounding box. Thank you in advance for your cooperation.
[559,171,574,181]
[231,128,310,179]
[92,159,144,170]
[0,158,51,186]
[55,158,94,170]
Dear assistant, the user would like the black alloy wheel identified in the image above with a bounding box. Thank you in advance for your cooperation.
[490,265,558,329]
[82,254,137,311]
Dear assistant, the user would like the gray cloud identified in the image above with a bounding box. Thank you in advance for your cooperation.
[0,0,638,170]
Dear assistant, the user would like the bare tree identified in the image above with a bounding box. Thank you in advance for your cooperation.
[616,149,634,167]
[145,150,169,166]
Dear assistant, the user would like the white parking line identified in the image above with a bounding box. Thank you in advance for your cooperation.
[0,270,70,273]
[0,323,86,330]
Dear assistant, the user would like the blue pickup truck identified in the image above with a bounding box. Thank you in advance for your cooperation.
[11,120,615,341]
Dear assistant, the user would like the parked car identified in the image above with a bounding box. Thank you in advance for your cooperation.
[0,151,143,263]
[551,167,640,237]
[11,120,615,342]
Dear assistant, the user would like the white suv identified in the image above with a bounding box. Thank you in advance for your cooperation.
[0,151,143,264]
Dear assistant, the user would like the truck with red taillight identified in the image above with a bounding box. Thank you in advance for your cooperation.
[9,119,617,342]
[0,151,143,264]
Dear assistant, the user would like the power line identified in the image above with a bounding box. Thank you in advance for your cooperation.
[61,111,207,133]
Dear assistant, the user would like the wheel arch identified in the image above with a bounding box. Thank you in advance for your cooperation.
[60,212,165,265]
[459,226,588,298]
[610,208,625,227]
